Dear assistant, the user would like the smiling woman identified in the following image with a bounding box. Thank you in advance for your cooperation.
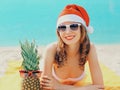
[39,4,120,90]
[40,4,105,90]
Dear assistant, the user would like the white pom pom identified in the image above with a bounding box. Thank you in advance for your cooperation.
[87,26,94,34]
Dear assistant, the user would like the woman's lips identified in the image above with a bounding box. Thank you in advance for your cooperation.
[65,35,75,40]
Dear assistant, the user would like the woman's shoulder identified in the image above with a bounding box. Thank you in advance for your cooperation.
[90,42,96,51]
[42,42,57,62]
[45,42,57,53]
[87,42,97,61]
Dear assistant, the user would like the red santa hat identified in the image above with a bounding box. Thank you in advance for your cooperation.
[57,4,94,33]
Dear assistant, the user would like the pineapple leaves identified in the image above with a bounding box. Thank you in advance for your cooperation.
[20,40,40,71]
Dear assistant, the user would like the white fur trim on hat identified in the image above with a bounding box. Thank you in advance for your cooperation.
[57,14,86,27]
[57,14,94,33]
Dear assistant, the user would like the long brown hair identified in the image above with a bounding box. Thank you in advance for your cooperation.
[55,24,90,68]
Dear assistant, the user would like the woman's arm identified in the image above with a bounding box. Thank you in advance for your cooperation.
[40,42,61,89]
[87,43,104,85]
[41,75,103,90]
[41,43,56,77]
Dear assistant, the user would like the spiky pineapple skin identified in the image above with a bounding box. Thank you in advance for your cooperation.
[22,76,40,90]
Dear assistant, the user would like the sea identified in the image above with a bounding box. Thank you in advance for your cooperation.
[0,0,120,46]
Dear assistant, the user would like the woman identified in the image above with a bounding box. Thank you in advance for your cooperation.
[40,4,104,90]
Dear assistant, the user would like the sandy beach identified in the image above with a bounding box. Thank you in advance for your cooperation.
[0,44,120,78]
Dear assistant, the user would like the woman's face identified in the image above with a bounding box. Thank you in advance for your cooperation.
[57,22,81,45]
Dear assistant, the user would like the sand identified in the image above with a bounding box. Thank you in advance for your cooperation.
[96,44,120,76]
[0,44,120,77]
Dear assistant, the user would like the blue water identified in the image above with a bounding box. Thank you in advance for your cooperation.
[0,0,120,46]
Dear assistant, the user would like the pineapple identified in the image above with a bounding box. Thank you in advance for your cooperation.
[20,40,41,90]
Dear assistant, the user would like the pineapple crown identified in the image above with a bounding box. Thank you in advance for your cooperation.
[20,40,40,71]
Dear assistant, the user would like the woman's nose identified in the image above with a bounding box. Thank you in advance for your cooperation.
[65,27,71,33]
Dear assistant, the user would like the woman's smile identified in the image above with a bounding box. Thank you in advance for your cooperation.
[65,35,75,40]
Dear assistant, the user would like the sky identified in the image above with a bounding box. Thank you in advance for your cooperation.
[0,0,120,46]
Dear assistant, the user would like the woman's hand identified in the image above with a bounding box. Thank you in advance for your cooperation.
[40,76,60,90]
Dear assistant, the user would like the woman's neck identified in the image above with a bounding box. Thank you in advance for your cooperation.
[66,43,80,57]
